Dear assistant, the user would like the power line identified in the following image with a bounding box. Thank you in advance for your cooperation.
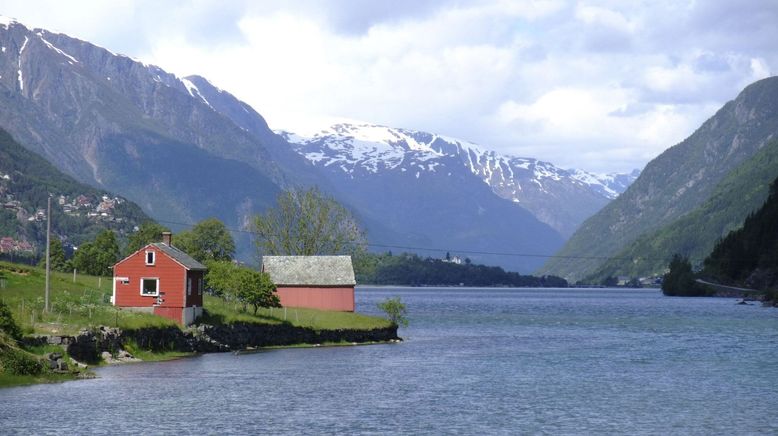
[153,218,673,263]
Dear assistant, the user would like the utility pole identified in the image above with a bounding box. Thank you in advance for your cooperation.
[44,196,51,313]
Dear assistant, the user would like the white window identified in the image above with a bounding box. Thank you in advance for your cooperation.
[140,278,159,296]
[145,250,155,265]
[187,278,192,296]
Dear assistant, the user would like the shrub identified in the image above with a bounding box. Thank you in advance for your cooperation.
[0,349,43,375]
[662,254,705,296]
[377,297,408,327]
[0,300,22,340]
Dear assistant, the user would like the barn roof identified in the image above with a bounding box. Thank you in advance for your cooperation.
[150,242,207,271]
[262,256,356,286]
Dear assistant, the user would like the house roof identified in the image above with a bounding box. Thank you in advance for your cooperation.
[113,242,207,271]
[262,256,356,286]
[151,243,207,271]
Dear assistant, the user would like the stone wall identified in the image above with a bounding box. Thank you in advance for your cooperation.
[25,323,400,363]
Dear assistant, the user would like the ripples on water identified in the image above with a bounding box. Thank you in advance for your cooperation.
[1,287,777,434]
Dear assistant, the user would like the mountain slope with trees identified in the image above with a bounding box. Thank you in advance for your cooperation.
[355,252,567,287]
[584,138,778,281]
[0,128,148,259]
[541,76,778,281]
[0,18,571,270]
[702,176,778,294]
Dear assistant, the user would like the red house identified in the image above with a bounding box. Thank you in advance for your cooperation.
[261,256,356,312]
[112,232,206,325]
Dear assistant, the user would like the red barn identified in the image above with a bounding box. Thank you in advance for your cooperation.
[261,256,355,312]
[112,232,206,325]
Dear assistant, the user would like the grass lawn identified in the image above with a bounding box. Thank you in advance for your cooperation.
[1,260,392,388]
[0,261,176,336]
[0,261,392,336]
[203,295,391,330]
[0,371,80,389]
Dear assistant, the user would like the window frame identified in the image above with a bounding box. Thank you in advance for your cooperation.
[140,277,159,296]
[145,250,156,266]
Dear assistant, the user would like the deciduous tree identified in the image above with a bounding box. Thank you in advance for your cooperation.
[174,218,235,262]
[377,296,408,327]
[205,261,280,314]
[252,187,365,257]
[72,230,120,276]
[126,222,170,254]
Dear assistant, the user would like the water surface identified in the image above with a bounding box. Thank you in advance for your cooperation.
[2,287,777,434]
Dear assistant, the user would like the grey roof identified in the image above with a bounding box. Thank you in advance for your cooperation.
[262,256,355,286]
[152,243,207,271]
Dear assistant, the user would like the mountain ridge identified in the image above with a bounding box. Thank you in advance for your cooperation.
[280,122,639,237]
[540,76,778,281]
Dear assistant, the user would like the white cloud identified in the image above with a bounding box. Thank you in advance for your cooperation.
[2,0,777,173]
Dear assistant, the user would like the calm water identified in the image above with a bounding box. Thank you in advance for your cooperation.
[2,287,777,435]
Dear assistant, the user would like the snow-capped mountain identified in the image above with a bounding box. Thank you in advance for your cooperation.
[280,123,640,237]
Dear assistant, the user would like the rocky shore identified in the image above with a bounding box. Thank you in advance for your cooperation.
[24,323,400,363]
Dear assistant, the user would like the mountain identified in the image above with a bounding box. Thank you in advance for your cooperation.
[281,123,639,238]
[586,138,778,281]
[541,76,778,281]
[0,17,318,257]
[0,17,629,271]
[0,127,149,255]
[702,175,778,293]
[278,124,563,271]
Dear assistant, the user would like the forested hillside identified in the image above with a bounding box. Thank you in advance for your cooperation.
[0,129,148,258]
[355,252,568,287]
[702,177,778,293]
[541,76,778,281]
[584,138,778,282]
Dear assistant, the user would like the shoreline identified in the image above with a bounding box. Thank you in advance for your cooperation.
[2,327,401,389]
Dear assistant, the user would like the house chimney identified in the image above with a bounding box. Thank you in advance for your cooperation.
[161,231,172,246]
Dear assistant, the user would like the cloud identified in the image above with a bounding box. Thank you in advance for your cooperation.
[2,0,777,173]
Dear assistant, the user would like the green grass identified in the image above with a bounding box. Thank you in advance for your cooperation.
[0,261,176,335]
[203,295,392,330]
[0,372,78,388]
[0,332,84,388]
[121,340,194,362]
[0,261,391,335]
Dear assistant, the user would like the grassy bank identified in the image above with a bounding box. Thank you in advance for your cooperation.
[0,332,86,388]
[0,261,176,336]
[203,296,391,330]
[0,261,391,335]
[0,260,392,388]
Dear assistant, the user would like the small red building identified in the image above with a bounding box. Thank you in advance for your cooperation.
[112,233,206,325]
[261,256,356,312]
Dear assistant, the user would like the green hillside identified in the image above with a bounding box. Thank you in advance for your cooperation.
[0,128,149,257]
[540,77,778,281]
[702,176,778,293]
[585,139,778,282]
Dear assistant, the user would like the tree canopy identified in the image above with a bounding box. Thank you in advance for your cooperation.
[377,296,408,327]
[252,187,366,256]
[174,218,235,262]
[126,222,170,254]
[72,230,120,276]
[205,261,280,314]
[662,254,704,296]
[354,252,568,287]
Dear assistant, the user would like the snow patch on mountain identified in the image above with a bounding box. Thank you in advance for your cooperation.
[17,35,28,91]
[0,16,18,28]
[281,122,640,202]
[38,33,79,64]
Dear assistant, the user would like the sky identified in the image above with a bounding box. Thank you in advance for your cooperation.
[2,0,776,173]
